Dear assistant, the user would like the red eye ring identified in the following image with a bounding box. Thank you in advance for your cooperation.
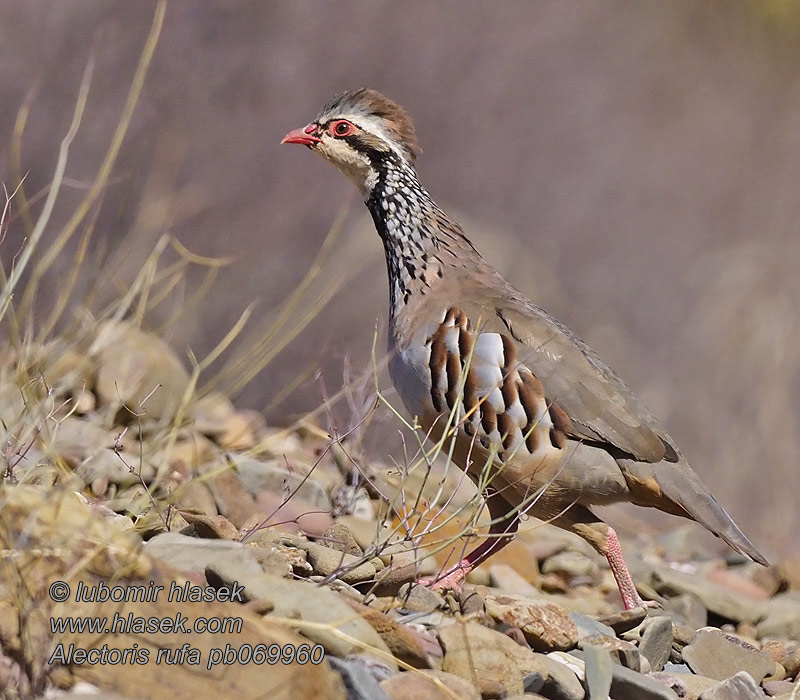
[330,120,354,137]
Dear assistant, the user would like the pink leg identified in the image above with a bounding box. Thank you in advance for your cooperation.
[422,493,519,592]
[605,526,655,610]
[558,507,657,611]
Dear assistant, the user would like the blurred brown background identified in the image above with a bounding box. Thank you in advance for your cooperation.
[2,1,798,557]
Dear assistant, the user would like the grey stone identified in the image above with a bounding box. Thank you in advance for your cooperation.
[597,607,647,635]
[459,588,486,617]
[145,532,263,578]
[47,416,112,465]
[335,514,385,550]
[180,511,239,540]
[675,674,720,700]
[542,550,599,581]
[370,561,419,596]
[552,650,588,681]
[328,656,391,700]
[92,319,190,421]
[206,563,396,669]
[583,644,612,700]
[762,679,796,697]
[397,582,445,612]
[649,565,767,624]
[523,671,545,693]
[374,540,438,577]
[400,610,445,629]
[672,622,697,648]
[664,593,708,629]
[569,612,616,641]
[682,628,774,683]
[438,621,583,699]
[579,635,641,672]
[489,562,539,596]
[177,480,219,516]
[74,447,156,487]
[341,599,440,670]
[438,623,515,696]
[439,621,532,697]
[136,507,190,538]
[527,653,586,700]
[321,522,364,556]
[312,576,363,601]
[380,669,481,700]
[205,469,261,528]
[610,663,681,699]
[282,534,377,585]
[757,592,800,640]
[189,390,236,435]
[698,671,767,700]
[246,542,304,578]
[639,616,674,671]
[647,672,691,699]
[663,662,692,674]
[657,525,717,562]
[235,456,331,510]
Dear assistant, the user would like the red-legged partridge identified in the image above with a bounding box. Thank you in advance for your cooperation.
[282,89,767,609]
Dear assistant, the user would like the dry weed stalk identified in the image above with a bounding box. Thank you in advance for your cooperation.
[0,0,362,535]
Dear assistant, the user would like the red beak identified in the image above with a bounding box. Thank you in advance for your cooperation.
[281,123,322,146]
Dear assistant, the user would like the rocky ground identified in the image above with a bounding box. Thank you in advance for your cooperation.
[1,320,799,700]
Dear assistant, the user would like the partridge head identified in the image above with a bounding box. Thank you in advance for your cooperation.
[282,89,767,609]
[282,88,420,193]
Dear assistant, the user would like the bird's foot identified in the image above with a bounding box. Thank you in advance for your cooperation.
[618,585,663,612]
[624,596,662,612]
[419,565,469,593]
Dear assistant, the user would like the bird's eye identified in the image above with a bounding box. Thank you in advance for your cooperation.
[331,120,354,137]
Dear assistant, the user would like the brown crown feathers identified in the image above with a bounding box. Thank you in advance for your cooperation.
[316,88,421,163]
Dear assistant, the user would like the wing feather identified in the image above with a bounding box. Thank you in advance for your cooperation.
[492,298,669,462]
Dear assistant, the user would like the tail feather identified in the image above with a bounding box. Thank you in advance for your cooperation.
[621,459,769,566]
[709,500,769,566]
